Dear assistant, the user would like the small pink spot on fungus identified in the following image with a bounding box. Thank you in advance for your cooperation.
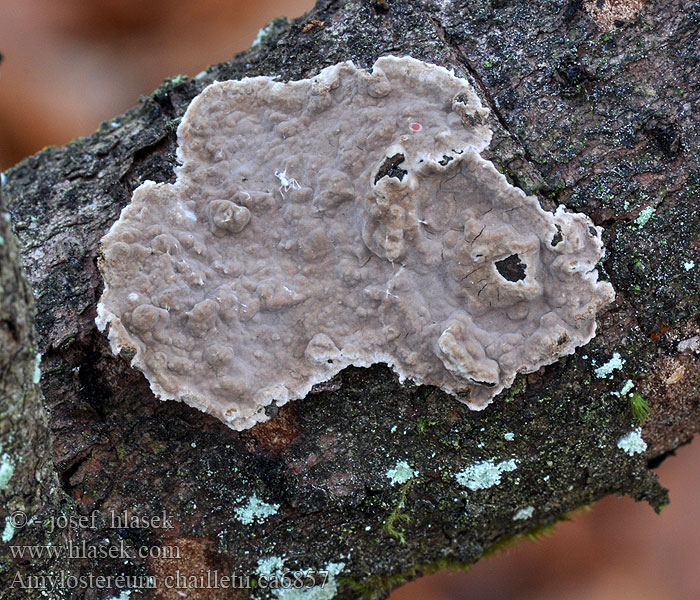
[409,122,422,132]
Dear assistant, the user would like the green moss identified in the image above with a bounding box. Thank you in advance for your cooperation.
[348,509,586,598]
[164,119,182,134]
[383,479,416,545]
[628,393,650,423]
[341,557,473,599]
[481,516,565,559]
[416,416,436,434]
[503,375,527,402]
[157,74,189,92]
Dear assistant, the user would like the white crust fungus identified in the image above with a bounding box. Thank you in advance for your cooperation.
[96,56,615,430]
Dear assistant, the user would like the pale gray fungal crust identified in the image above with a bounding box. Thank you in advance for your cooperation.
[96,56,615,430]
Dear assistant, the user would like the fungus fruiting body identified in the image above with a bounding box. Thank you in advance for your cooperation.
[96,56,615,430]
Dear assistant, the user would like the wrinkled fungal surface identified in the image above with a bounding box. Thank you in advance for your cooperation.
[96,56,615,430]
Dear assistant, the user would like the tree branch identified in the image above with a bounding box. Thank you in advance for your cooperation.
[1,1,698,598]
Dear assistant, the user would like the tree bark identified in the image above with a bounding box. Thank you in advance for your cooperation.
[1,166,74,593]
[1,0,699,598]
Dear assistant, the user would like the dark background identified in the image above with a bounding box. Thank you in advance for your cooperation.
[1,2,698,598]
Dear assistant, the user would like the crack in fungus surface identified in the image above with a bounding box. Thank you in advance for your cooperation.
[96,56,615,430]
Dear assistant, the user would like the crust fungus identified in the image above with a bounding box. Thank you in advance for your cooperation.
[96,56,615,430]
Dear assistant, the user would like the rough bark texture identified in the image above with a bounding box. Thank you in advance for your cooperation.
[1,0,699,598]
[1,167,74,591]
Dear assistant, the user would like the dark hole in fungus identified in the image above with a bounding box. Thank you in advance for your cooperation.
[119,348,137,361]
[551,225,563,246]
[438,155,453,166]
[588,225,598,237]
[495,254,527,282]
[454,94,483,126]
[375,153,408,184]
[471,379,496,388]
[455,389,471,402]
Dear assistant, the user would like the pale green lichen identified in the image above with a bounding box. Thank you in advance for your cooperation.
[0,453,15,491]
[254,557,346,600]
[504,432,515,441]
[234,494,279,525]
[33,353,42,385]
[620,379,634,396]
[512,506,534,520]
[617,428,647,456]
[594,352,625,378]
[455,458,518,491]
[257,556,286,577]
[252,20,279,48]
[385,460,417,485]
[274,562,345,600]
[105,592,131,600]
[252,27,268,47]
[0,234,4,245]
[2,516,16,542]
[684,260,695,271]
[635,206,656,227]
